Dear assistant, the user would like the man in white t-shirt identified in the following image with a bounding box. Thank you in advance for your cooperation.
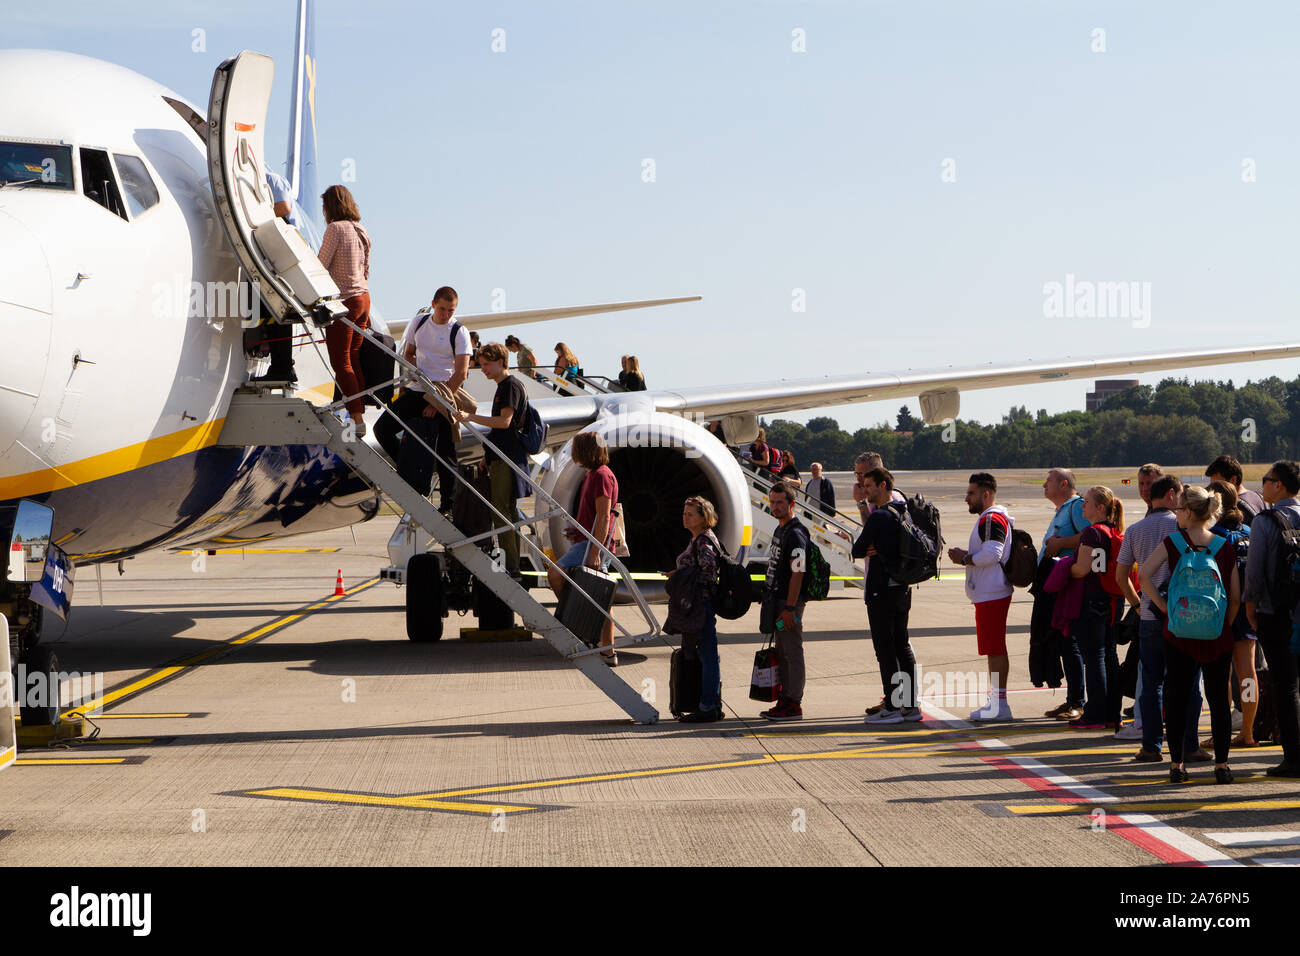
[392,286,471,512]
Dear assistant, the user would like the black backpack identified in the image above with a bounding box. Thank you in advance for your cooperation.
[713,537,753,621]
[881,494,943,585]
[1262,510,1300,613]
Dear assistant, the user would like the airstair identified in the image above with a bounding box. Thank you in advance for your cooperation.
[207,50,662,723]
[738,457,864,591]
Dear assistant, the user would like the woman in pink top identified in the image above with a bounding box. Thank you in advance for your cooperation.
[317,185,371,434]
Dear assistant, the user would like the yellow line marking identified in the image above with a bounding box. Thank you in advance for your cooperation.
[1108,772,1284,787]
[1009,798,1300,815]
[246,787,537,815]
[62,578,380,717]
[93,714,191,720]
[14,757,127,765]
[182,548,342,555]
[0,744,14,768]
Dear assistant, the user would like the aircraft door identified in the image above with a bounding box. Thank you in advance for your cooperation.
[0,209,53,456]
[207,51,346,327]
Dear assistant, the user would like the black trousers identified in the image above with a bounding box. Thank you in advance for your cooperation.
[1164,642,1232,764]
[392,390,455,508]
[867,586,916,709]
[1258,612,1300,765]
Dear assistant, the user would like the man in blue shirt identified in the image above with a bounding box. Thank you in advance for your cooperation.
[1034,468,1088,714]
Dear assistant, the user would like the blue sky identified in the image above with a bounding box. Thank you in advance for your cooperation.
[10,0,1299,431]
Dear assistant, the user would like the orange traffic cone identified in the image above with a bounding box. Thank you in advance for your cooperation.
[334,569,346,596]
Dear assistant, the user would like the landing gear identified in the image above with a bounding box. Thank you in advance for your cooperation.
[405,553,445,642]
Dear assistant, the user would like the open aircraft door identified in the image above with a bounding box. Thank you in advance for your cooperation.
[207,51,346,326]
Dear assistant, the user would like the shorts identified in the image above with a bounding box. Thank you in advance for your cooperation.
[557,539,613,572]
[974,595,1013,656]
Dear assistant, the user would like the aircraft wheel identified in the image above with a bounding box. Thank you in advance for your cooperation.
[405,553,444,642]
[18,645,61,727]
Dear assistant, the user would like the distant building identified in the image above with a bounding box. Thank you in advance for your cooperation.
[1086,379,1139,412]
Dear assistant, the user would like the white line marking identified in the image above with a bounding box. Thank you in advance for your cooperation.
[1205,831,1300,847]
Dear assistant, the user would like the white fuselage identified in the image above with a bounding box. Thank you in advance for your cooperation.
[0,49,356,563]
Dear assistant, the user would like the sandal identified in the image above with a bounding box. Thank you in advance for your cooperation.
[1230,735,1260,748]
[600,650,618,667]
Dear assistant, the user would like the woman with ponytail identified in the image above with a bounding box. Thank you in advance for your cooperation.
[1139,485,1240,784]
[1068,486,1126,729]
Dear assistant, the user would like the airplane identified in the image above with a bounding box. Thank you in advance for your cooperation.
[3,0,1300,729]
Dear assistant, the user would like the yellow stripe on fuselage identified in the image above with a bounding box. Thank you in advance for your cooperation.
[0,383,335,500]
[0,417,228,500]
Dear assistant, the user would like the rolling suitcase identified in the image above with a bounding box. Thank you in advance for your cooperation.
[556,565,617,646]
[669,647,702,717]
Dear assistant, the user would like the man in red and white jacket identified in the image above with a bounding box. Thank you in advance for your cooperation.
[947,472,1014,721]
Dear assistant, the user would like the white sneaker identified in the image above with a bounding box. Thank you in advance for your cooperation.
[1232,709,1243,733]
[969,697,1012,721]
[901,706,924,722]
[865,707,904,725]
[1114,722,1144,740]
[352,417,367,438]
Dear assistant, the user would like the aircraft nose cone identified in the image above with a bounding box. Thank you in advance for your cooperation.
[0,208,54,456]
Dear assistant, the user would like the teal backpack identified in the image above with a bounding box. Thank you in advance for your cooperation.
[1167,532,1228,640]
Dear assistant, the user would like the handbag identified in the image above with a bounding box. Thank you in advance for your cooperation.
[750,636,782,702]
[758,594,778,635]
[611,507,630,558]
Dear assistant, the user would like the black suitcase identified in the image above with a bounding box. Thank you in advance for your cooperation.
[556,565,616,646]
[669,647,701,717]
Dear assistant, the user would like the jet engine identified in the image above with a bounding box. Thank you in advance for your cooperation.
[540,411,752,574]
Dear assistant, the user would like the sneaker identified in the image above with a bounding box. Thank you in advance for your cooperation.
[865,697,890,716]
[760,699,803,722]
[1231,709,1244,733]
[901,707,925,722]
[1044,701,1073,718]
[1055,706,1084,721]
[865,707,904,725]
[1133,748,1164,763]
[969,698,1012,721]
[1114,722,1145,740]
[678,708,722,723]
[1185,748,1213,764]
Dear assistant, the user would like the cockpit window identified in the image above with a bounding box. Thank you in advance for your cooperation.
[80,147,127,220]
[113,154,159,217]
[0,142,73,189]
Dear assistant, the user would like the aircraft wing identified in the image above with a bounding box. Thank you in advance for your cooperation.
[626,341,1300,424]
[387,296,701,342]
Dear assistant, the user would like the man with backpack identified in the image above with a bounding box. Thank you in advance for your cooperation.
[394,286,471,514]
[1206,455,1266,526]
[1244,460,1300,777]
[948,473,1015,720]
[759,481,811,721]
[853,468,923,724]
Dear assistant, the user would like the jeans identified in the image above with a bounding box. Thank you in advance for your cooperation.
[1138,618,1204,754]
[867,586,916,709]
[393,389,455,507]
[1061,629,1085,708]
[682,600,721,711]
[1166,645,1233,764]
[1076,593,1118,725]
[1258,612,1300,765]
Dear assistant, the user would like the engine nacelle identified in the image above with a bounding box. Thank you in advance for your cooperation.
[540,410,752,573]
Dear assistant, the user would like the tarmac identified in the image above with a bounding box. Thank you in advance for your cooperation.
[2,467,1297,867]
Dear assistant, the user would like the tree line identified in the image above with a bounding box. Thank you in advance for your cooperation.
[759,375,1297,471]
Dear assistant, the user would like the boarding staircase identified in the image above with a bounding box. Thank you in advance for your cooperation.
[737,456,865,591]
[217,315,664,724]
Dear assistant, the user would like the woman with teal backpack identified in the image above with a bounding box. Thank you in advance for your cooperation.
[1140,485,1240,784]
